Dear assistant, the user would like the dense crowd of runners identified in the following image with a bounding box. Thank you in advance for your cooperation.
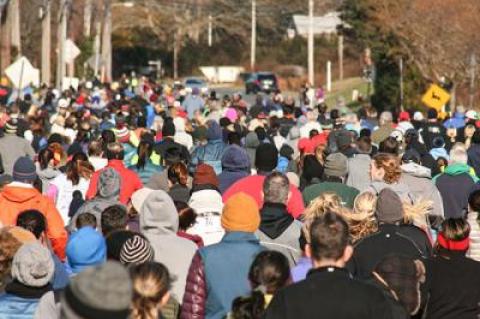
[0,76,479,318]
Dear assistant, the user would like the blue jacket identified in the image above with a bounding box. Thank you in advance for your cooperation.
[0,293,40,318]
[190,140,225,174]
[443,113,465,129]
[218,170,249,194]
[200,232,264,319]
[129,160,163,185]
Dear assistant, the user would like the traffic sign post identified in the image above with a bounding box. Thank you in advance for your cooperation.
[422,84,451,111]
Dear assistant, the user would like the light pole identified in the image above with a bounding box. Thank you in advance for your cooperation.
[308,0,314,86]
[56,0,69,90]
[40,0,51,85]
[250,0,256,71]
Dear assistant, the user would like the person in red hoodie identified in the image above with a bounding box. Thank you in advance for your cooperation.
[86,142,143,205]
[0,157,67,260]
[223,143,304,218]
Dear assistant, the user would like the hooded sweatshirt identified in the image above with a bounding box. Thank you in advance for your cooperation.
[245,132,260,167]
[0,184,67,260]
[69,168,122,232]
[400,162,444,220]
[434,163,480,219]
[140,190,197,301]
[218,145,251,193]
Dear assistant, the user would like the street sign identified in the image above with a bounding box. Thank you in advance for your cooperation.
[5,57,39,89]
[422,84,451,111]
[64,39,81,64]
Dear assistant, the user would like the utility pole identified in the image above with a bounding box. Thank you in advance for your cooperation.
[399,57,404,112]
[308,0,314,86]
[338,33,344,81]
[93,20,101,78]
[56,0,68,90]
[101,0,112,83]
[172,0,179,79]
[9,0,20,57]
[250,0,256,71]
[41,0,51,85]
[0,0,10,73]
[470,53,477,109]
[84,0,92,37]
[208,14,212,47]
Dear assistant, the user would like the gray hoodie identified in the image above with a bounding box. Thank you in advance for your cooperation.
[400,162,444,218]
[245,132,260,166]
[69,168,123,232]
[140,190,197,302]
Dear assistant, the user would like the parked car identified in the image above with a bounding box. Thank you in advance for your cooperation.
[184,77,209,94]
[245,72,278,94]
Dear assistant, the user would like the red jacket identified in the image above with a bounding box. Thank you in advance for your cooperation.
[0,185,67,260]
[222,175,304,218]
[86,160,143,205]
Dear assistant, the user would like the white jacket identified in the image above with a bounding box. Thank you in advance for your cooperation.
[188,189,225,246]
[468,211,480,261]
[49,174,89,225]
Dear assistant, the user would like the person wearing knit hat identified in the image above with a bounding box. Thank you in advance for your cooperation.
[302,152,359,208]
[423,218,480,319]
[12,156,37,184]
[0,157,67,260]
[193,163,219,188]
[255,143,278,173]
[119,234,154,266]
[4,118,18,135]
[0,243,55,317]
[66,226,106,274]
[375,188,404,224]
[181,192,264,319]
[60,261,133,319]
[349,188,430,279]
[221,192,260,232]
[189,163,224,245]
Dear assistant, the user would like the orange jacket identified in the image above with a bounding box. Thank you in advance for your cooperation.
[0,186,67,260]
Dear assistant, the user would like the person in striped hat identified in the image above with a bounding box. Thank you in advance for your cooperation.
[119,234,154,266]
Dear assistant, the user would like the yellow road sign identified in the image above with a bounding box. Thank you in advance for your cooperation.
[422,84,451,111]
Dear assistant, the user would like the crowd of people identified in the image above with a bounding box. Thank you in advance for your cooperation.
[0,76,480,318]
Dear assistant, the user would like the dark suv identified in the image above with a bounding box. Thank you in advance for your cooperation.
[245,72,278,94]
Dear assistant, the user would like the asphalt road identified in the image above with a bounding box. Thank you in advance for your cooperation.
[212,85,300,106]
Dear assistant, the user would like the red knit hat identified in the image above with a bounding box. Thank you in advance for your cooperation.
[193,163,219,188]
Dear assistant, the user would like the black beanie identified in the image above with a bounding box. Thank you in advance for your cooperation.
[255,143,278,173]
[427,108,438,120]
[162,118,176,137]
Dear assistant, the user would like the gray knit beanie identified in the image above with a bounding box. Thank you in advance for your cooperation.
[63,261,132,319]
[324,153,348,177]
[376,188,404,224]
[11,243,54,287]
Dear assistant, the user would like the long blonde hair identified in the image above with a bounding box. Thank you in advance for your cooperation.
[130,262,171,319]
[302,192,350,243]
[343,192,378,242]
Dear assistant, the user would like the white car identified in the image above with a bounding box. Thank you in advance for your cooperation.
[184,77,209,94]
